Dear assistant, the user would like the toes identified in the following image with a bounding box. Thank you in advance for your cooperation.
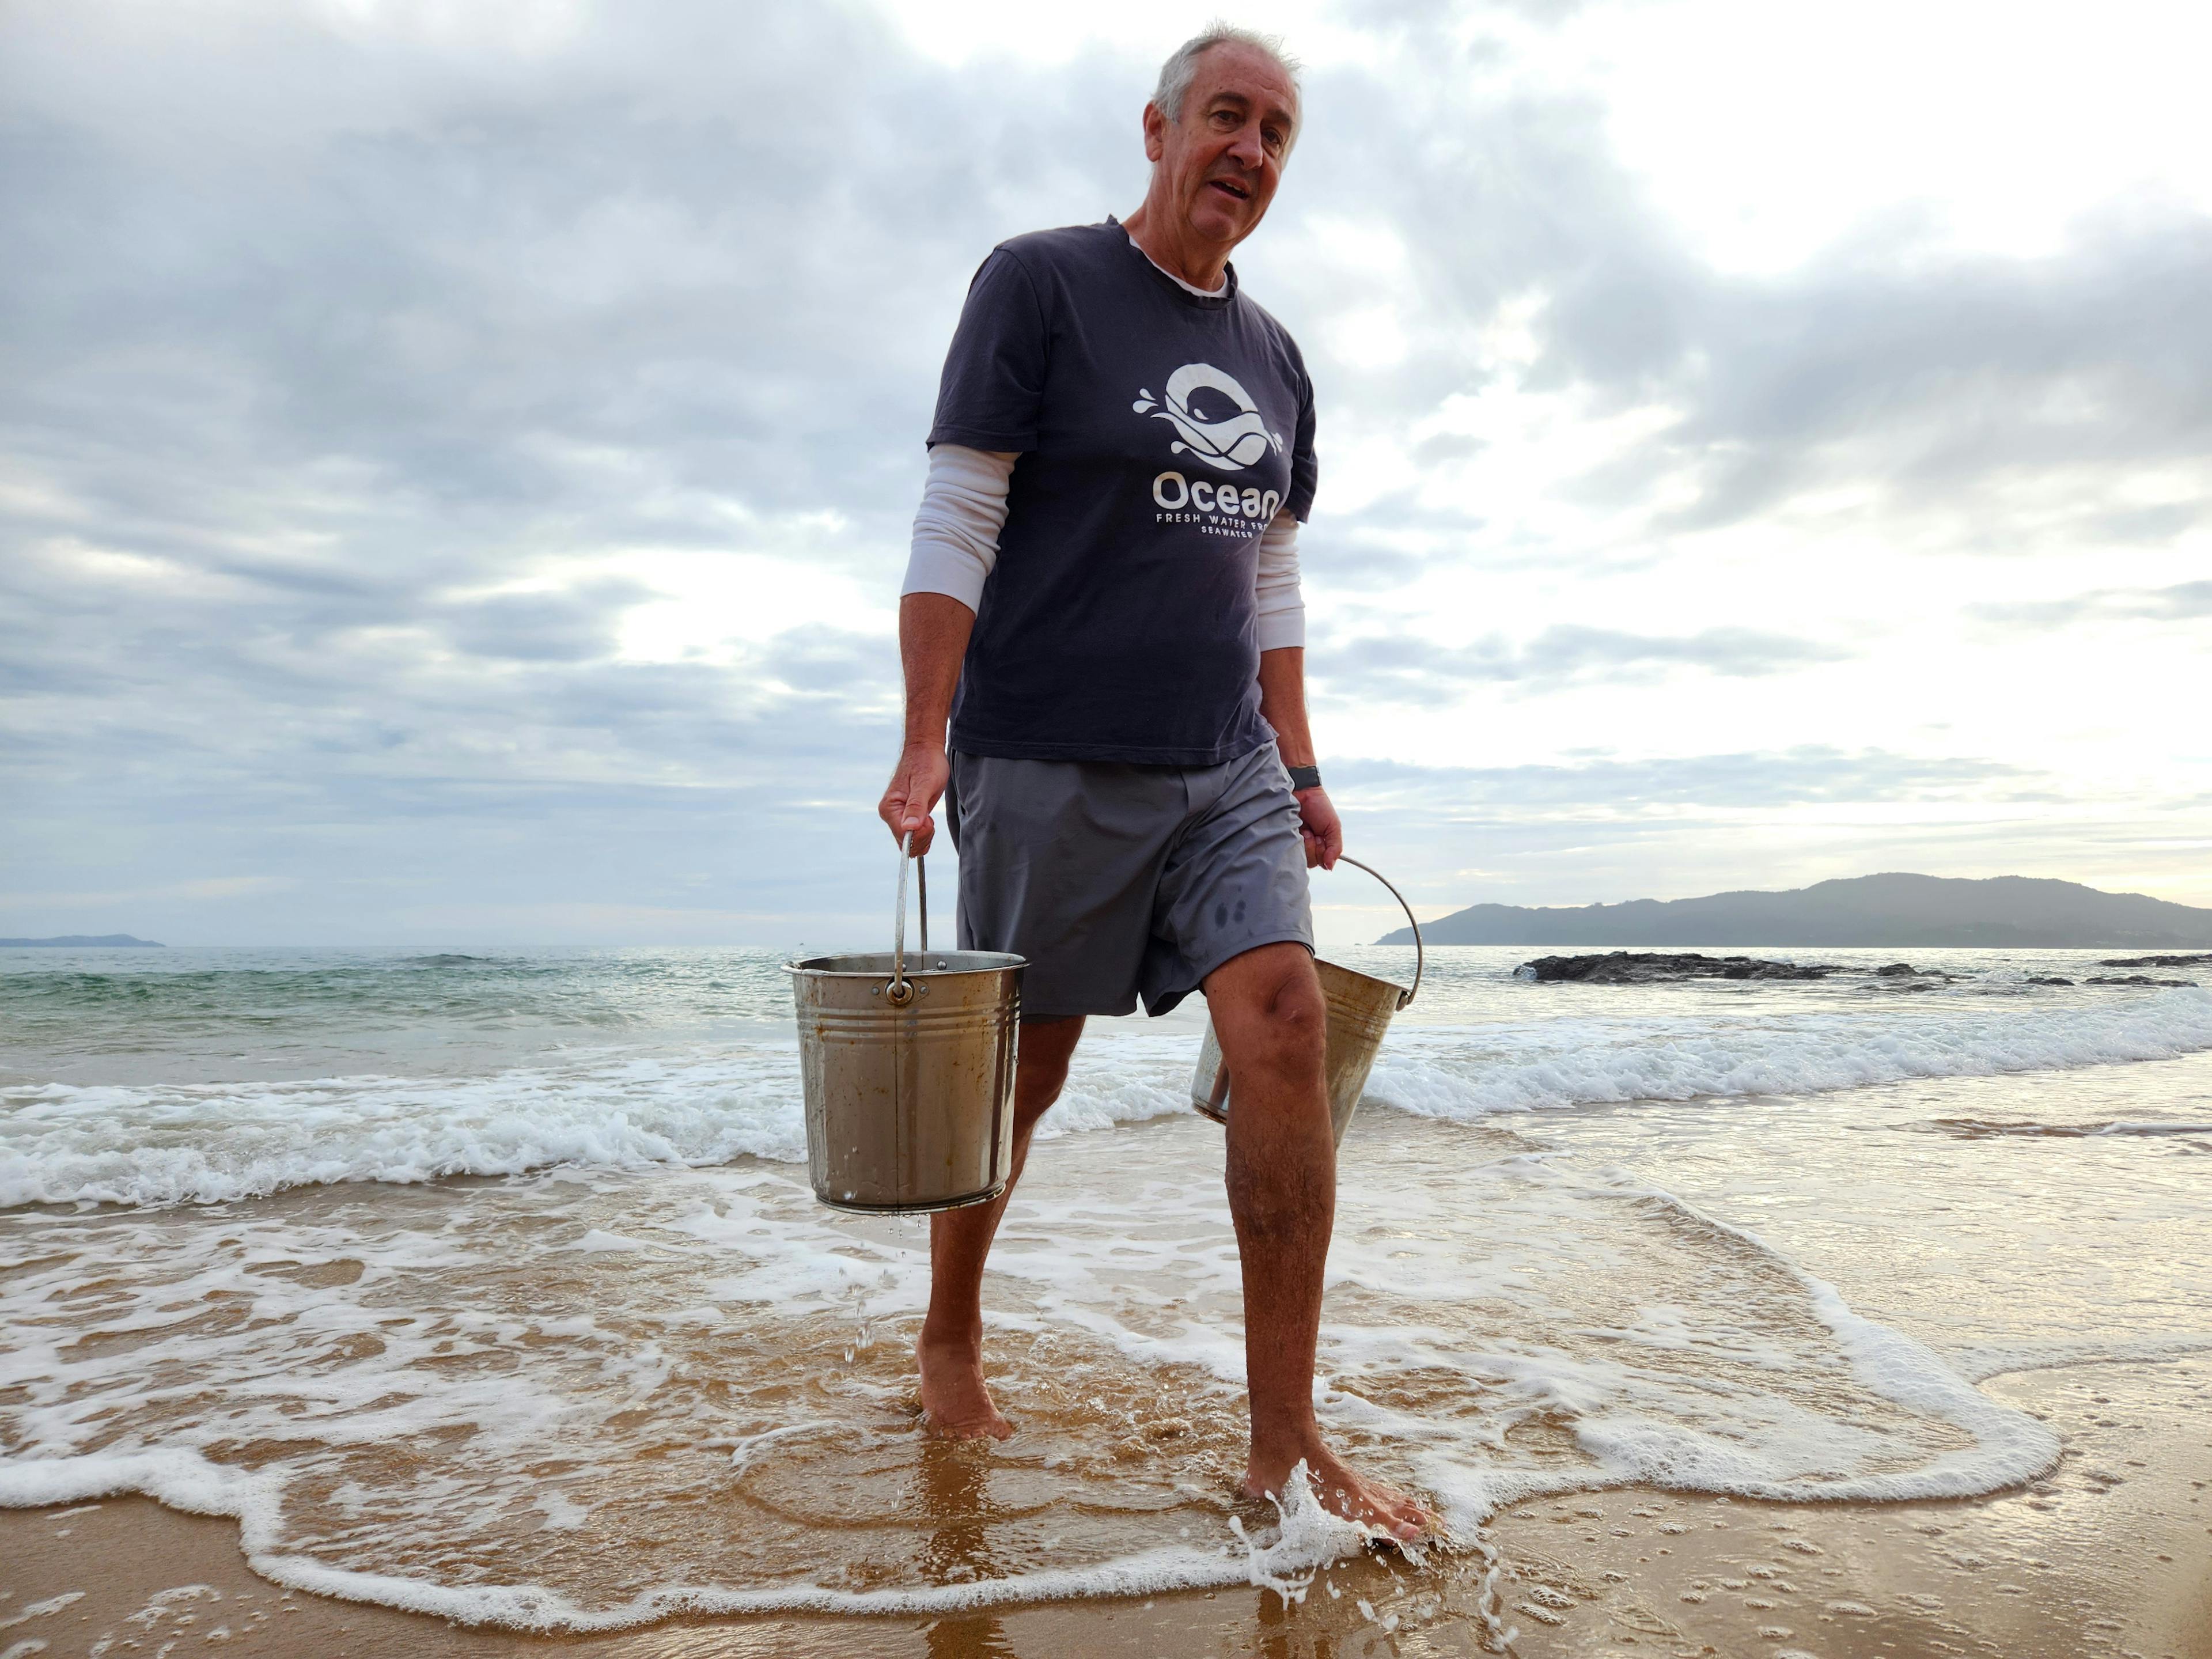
[1388,1499,1432,1540]
[1374,1501,1421,1540]
[1354,1484,1426,1540]
[1251,1460,1432,1540]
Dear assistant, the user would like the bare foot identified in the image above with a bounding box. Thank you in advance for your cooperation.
[915,1330,1012,1440]
[1243,1439,1432,1541]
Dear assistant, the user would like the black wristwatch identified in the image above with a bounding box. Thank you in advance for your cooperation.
[1287,764,1323,791]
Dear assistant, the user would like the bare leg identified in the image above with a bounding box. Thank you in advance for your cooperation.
[1205,942,1430,1540]
[916,1014,1085,1438]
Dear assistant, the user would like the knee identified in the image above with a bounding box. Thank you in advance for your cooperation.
[1014,1047,1073,1118]
[1240,967,1327,1078]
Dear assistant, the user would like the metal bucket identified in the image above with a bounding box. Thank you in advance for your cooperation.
[1190,857,1424,1147]
[786,837,1025,1214]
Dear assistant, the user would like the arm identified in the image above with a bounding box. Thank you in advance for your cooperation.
[1257,645,1342,870]
[879,593,975,855]
[1251,512,1341,870]
[878,445,1016,852]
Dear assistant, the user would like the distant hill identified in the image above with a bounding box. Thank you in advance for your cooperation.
[1377,874,2212,949]
[0,934,166,948]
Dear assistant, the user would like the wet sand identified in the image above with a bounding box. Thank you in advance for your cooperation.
[8,1005,2211,1655]
[6,1358,2206,1658]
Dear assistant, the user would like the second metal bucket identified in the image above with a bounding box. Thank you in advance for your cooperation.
[1190,857,1424,1147]
[786,838,1025,1214]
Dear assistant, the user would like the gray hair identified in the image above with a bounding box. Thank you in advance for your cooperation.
[1150,22,1302,150]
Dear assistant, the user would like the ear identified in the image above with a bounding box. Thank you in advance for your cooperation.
[1141,100,1166,164]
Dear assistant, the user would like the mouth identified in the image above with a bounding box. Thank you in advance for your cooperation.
[1206,177,1251,202]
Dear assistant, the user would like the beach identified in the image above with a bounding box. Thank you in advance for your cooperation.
[4,944,2209,1654]
[7,1364,2208,1656]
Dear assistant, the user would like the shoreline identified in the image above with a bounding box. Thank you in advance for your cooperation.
[6,1360,2206,1658]
[7,978,2209,1657]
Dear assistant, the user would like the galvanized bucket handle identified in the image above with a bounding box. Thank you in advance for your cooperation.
[1334,855,1423,1007]
[889,831,930,1006]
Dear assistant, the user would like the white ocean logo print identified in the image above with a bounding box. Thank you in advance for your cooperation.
[1132,363,1283,472]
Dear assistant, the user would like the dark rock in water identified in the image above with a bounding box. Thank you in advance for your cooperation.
[2025,975,2074,986]
[2086,974,2198,987]
[1870,961,1960,984]
[1866,960,1973,986]
[2097,953,2212,968]
[1519,952,1839,984]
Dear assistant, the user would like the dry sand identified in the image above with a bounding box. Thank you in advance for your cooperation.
[5,1359,2205,1658]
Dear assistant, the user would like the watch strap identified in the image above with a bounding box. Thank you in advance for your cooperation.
[1286,764,1323,791]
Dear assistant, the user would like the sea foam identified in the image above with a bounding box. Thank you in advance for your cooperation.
[0,1036,1195,1210]
[6,990,2211,1209]
[1368,987,2212,1123]
[0,1134,2080,1631]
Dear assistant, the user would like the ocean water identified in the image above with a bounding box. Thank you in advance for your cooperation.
[3,943,2209,1630]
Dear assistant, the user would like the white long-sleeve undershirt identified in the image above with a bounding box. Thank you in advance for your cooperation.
[900,442,1308,650]
[1129,229,1228,297]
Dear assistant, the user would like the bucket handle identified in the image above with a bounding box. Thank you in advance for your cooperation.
[1334,855,1423,1008]
[889,832,929,1006]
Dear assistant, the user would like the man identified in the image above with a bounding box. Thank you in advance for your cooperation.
[877,25,1426,1541]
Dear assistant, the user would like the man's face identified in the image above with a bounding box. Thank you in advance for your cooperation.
[1145,43,1298,248]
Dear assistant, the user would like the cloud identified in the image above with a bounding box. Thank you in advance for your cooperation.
[1311,624,1846,703]
[1244,13,2212,555]
[439,580,656,662]
[0,874,300,908]
[1638,218,2212,538]
[1330,746,2034,813]
[1969,579,2212,630]
[1,0,2207,939]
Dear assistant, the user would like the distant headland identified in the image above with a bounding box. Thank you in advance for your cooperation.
[1377,874,2212,949]
[0,934,166,948]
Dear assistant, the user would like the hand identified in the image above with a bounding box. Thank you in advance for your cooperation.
[878,744,950,855]
[1295,786,1342,870]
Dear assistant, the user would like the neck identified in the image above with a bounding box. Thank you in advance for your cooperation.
[1122,196,1233,293]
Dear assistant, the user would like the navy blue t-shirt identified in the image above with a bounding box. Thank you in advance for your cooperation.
[928,219,1318,766]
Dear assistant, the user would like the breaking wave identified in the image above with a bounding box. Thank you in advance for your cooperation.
[6,990,2209,1210]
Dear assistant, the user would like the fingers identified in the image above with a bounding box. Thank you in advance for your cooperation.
[876,793,912,849]
[1294,787,1344,873]
[880,795,934,854]
[1299,825,1339,870]
[878,751,950,854]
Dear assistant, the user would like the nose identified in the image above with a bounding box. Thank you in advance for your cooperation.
[1226,118,1266,172]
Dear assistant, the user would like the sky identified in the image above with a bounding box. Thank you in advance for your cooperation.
[2,0,2209,950]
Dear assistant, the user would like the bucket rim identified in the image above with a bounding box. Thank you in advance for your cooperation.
[786,949,1026,977]
[813,1180,1007,1215]
[1314,955,1409,1001]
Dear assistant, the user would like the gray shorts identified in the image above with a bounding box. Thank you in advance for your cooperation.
[944,743,1313,1021]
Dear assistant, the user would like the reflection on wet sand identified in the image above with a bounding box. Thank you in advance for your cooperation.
[0,1115,2072,1626]
[915,1440,1013,1658]
[7,1027,2212,1656]
[8,936,2212,1659]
